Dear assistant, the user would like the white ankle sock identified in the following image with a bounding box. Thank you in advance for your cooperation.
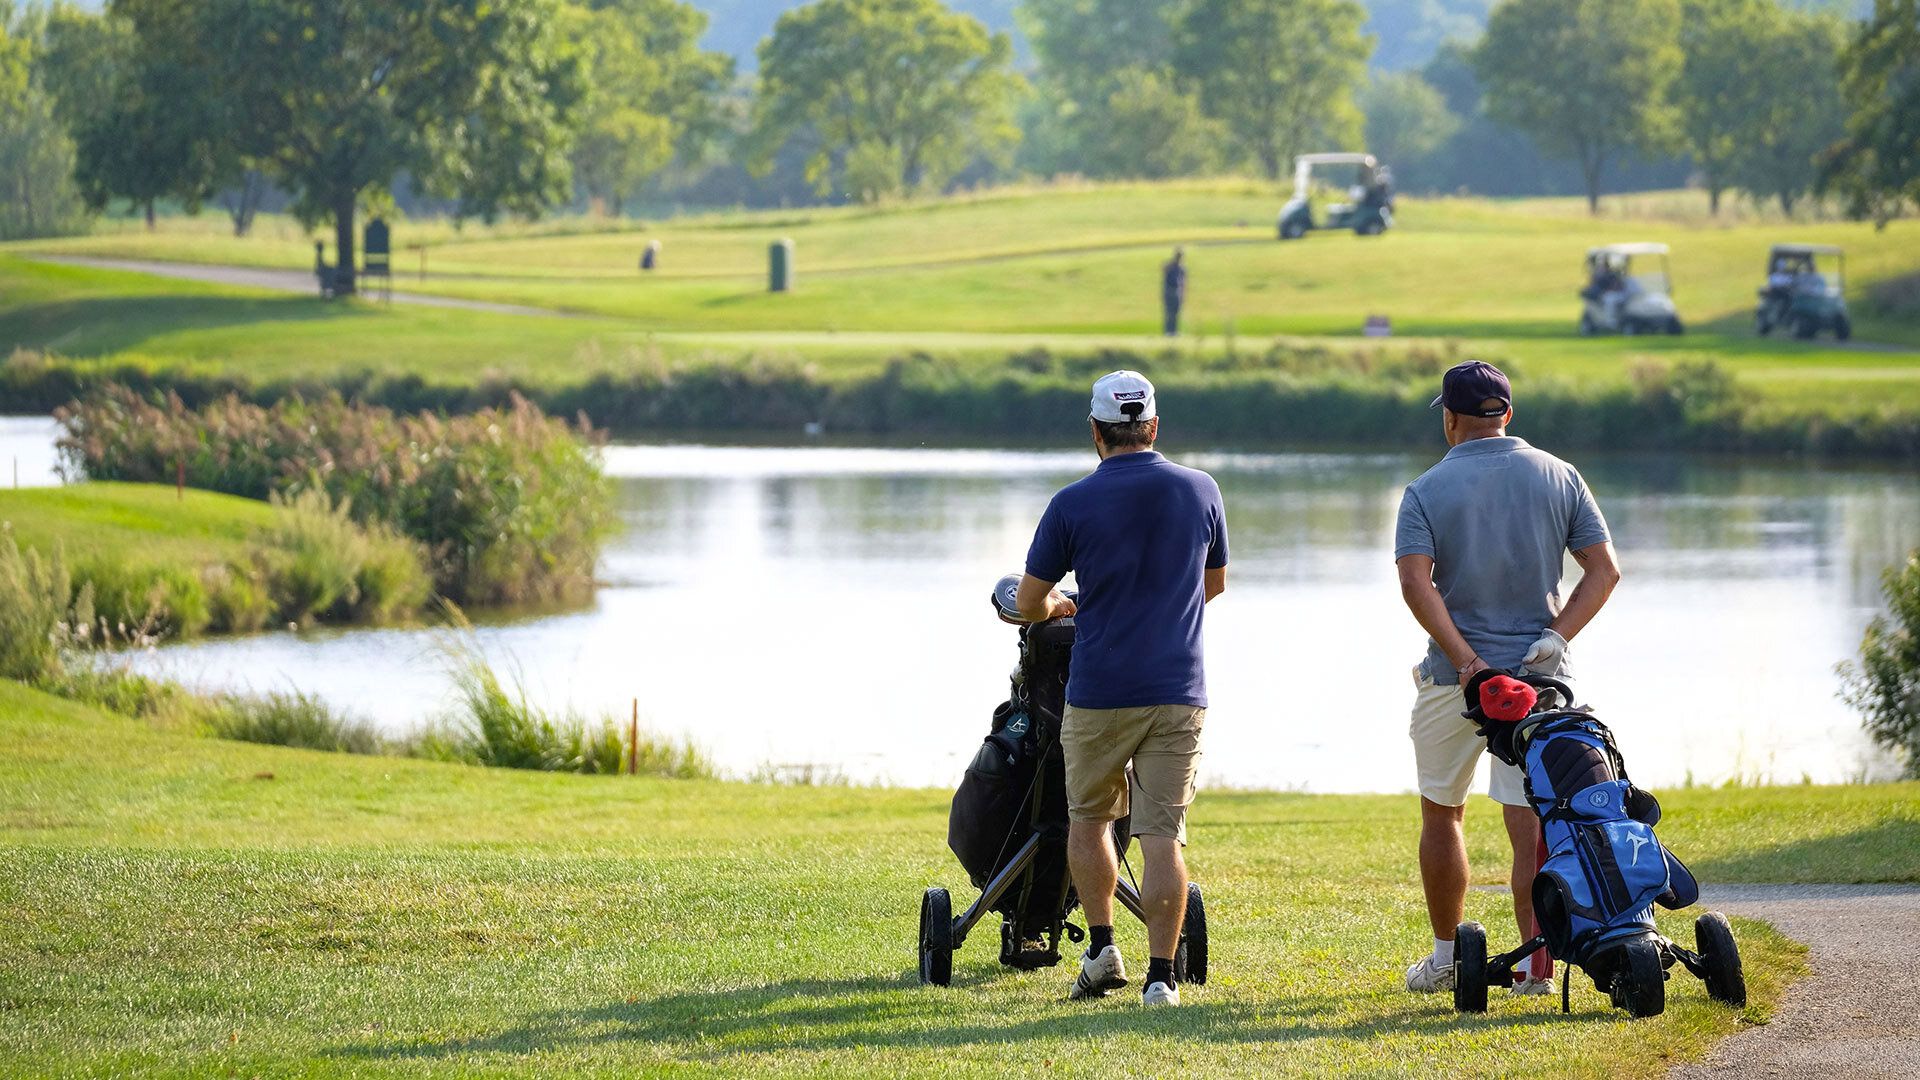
[1432,937,1454,966]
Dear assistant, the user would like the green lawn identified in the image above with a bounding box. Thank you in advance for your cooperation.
[8,183,1918,342]
[0,481,273,566]
[3,183,1918,422]
[4,677,1917,1076]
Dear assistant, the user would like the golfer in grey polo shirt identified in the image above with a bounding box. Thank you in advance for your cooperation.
[1394,361,1621,997]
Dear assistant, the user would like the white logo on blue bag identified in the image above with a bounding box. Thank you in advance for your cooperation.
[1590,790,1609,808]
[1627,834,1651,866]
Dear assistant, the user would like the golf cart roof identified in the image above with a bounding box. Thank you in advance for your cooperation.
[1770,243,1843,256]
[1295,152,1377,168]
[1589,242,1670,257]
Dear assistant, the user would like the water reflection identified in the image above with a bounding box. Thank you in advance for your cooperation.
[127,443,1919,791]
[0,416,62,488]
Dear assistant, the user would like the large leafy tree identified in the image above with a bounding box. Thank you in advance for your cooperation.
[1018,0,1212,178]
[1360,70,1460,171]
[1174,0,1371,180]
[45,4,223,230]
[117,0,584,294]
[1823,0,1920,227]
[753,0,1022,201]
[0,6,89,240]
[1673,0,1776,215]
[565,0,731,216]
[1724,9,1848,216]
[1475,0,1683,213]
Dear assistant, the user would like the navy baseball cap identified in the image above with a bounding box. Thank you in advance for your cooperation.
[1430,361,1512,416]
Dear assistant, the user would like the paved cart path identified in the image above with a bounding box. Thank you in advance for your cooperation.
[1670,884,1920,1080]
[34,256,570,318]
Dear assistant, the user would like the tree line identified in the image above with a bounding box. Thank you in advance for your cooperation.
[1,0,1916,268]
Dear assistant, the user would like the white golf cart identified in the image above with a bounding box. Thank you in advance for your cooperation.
[1579,243,1684,336]
[1277,153,1393,240]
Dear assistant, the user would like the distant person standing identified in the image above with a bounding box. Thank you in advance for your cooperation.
[1395,360,1621,999]
[1161,248,1187,337]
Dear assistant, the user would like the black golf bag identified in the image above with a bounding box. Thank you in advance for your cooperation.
[916,575,1209,987]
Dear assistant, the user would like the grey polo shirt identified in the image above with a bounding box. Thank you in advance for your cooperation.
[1394,436,1611,684]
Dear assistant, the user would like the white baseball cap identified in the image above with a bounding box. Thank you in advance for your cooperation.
[1090,370,1157,423]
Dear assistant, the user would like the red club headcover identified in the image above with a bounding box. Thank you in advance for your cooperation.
[1479,675,1537,723]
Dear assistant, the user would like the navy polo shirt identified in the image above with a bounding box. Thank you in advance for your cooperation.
[1025,450,1229,710]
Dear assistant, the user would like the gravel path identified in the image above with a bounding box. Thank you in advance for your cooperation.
[35,256,570,318]
[1671,883,1920,1080]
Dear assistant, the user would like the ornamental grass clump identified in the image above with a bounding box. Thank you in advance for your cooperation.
[57,387,614,605]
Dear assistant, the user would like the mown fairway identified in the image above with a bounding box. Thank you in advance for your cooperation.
[8,183,1920,342]
[4,679,1918,1077]
[3,184,1917,424]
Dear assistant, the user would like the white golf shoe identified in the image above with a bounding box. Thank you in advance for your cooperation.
[1512,976,1554,996]
[1404,954,1456,993]
[1068,944,1128,1000]
[1142,981,1180,1006]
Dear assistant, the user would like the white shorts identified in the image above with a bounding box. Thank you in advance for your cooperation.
[1409,668,1530,807]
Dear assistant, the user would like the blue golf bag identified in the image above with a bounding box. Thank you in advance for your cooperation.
[1450,671,1747,1018]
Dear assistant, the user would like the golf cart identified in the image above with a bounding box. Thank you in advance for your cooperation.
[1756,243,1850,340]
[1277,153,1393,239]
[1579,243,1684,336]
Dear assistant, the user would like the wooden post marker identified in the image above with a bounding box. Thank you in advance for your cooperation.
[628,698,639,776]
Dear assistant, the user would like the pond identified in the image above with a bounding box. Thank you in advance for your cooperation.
[93,439,1915,792]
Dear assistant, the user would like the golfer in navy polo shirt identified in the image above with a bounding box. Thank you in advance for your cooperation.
[1015,370,1228,1008]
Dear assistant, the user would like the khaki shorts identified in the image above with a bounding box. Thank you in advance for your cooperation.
[1410,667,1558,807]
[1062,703,1205,843]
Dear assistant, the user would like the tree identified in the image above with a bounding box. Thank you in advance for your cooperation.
[565,0,732,216]
[1724,9,1848,216]
[1174,0,1371,180]
[118,0,585,295]
[1018,0,1209,178]
[1841,550,1920,778]
[47,4,223,230]
[753,0,1021,201]
[0,7,89,240]
[1674,0,1775,215]
[1823,0,1920,227]
[1360,70,1460,171]
[1475,0,1683,213]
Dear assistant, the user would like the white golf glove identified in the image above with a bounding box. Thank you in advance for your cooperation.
[1521,628,1567,673]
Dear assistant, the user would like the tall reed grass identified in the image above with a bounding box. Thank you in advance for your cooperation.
[412,617,712,778]
[55,388,615,605]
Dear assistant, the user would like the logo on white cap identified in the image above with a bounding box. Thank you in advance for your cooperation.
[1090,370,1157,423]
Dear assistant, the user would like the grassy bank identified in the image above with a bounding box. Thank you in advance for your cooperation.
[2,183,1916,458]
[8,184,1919,341]
[3,677,1917,1076]
[0,481,428,638]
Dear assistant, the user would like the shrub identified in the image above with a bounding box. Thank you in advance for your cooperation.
[1841,550,1920,778]
[0,532,73,681]
[56,388,614,605]
[69,555,210,640]
[206,691,385,755]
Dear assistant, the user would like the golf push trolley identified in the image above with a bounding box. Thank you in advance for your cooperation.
[916,574,1209,987]
[1451,670,1747,1019]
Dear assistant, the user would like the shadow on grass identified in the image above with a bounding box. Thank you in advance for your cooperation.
[0,293,379,359]
[329,972,1585,1063]
[1689,819,1920,886]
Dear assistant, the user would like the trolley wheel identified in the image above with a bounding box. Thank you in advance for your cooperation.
[1453,921,1489,1013]
[1695,911,1747,1007]
[1756,314,1772,336]
[1835,315,1852,341]
[1174,883,1208,986]
[919,887,953,986]
[1579,312,1597,336]
[1667,315,1685,335]
[1617,937,1666,1018]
